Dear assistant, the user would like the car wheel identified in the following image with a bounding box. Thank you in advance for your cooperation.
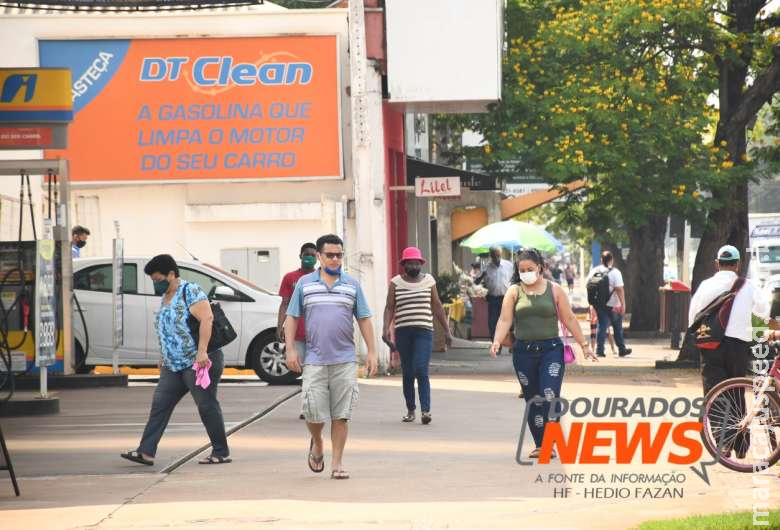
[74,341,93,374]
[250,332,299,385]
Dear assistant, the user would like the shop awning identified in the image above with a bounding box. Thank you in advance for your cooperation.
[406,156,500,191]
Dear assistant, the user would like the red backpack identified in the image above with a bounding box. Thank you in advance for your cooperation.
[688,277,746,350]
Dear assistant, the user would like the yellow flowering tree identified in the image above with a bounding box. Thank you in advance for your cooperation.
[461,0,720,330]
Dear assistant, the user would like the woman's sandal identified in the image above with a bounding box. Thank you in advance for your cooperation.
[308,438,324,473]
[198,455,232,464]
[528,448,557,460]
[331,469,350,480]
[120,450,154,466]
[402,411,415,423]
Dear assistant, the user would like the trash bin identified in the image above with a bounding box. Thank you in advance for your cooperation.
[659,281,691,349]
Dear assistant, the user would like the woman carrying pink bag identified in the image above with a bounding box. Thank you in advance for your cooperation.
[489,248,597,459]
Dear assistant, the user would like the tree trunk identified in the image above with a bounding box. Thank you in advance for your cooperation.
[692,3,764,292]
[691,181,749,292]
[627,215,666,331]
[691,107,750,292]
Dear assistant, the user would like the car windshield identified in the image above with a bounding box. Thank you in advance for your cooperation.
[203,263,274,295]
[758,246,780,264]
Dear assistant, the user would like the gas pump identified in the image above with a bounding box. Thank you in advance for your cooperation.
[0,159,73,402]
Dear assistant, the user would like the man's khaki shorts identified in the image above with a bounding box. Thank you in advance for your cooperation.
[301,362,359,423]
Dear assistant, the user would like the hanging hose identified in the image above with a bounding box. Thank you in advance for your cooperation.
[0,174,36,401]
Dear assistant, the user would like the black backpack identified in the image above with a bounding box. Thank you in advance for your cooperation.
[183,282,238,352]
[587,267,613,309]
[688,277,745,350]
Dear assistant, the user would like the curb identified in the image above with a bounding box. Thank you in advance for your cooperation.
[11,374,128,390]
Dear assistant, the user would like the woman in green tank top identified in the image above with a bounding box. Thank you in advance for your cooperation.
[489,248,596,458]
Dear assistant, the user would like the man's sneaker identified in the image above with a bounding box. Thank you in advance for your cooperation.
[619,348,632,357]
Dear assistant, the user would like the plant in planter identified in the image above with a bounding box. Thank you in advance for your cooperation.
[433,273,459,351]
[435,273,460,304]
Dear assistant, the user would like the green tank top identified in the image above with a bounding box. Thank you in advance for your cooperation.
[513,282,559,341]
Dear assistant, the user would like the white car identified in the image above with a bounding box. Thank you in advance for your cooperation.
[764,274,780,320]
[72,257,296,384]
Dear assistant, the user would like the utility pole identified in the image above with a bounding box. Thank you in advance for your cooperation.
[348,0,389,371]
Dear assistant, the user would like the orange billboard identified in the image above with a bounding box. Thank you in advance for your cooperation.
[40,36,342,182]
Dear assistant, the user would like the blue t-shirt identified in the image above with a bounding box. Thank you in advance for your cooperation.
[156,281,208,372]
[286,270,371,366]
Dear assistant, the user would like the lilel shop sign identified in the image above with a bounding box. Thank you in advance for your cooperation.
[415,176,461,198]
[39,36,342,183]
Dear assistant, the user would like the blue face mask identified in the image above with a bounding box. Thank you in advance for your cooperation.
[323,266,341,276]
[153,279,170,296]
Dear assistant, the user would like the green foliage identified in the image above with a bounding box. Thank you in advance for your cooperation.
[434,273,460,304]
[449,0,766,237]
[271,0,333,8]
[634,509,779,530]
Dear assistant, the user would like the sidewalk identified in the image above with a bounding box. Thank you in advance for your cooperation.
[431,336,687,376]
[2,370,778,529]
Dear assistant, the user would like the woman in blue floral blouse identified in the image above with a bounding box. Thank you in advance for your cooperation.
[121,254,230,466]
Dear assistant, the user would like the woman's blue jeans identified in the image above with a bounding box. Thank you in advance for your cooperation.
[512,338,565,448]
[395,326,433,412]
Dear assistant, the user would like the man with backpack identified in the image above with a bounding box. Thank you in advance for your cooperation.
[688,245,764,396]
[586,251,632,358]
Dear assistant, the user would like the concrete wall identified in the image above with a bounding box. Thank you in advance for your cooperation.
[435,190,502,274]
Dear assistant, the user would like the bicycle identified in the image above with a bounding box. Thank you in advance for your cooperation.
[700,340,780,472]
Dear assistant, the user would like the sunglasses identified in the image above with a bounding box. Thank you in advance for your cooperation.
[323,252,344,259]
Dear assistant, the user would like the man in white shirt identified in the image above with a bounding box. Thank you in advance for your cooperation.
[688,245,764,395]
[483,246,514,354]
[586,251,632,357]
[688,245,768,459]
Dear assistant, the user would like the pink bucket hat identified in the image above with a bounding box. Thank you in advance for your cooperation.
[400,246,426,264]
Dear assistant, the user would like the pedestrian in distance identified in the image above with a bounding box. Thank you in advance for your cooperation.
[490,248,597,459]
[565,263,575,294]
[71,225,90,258]
[586,251,632,357]
[469,262,484,283]
[483,246,514,355]
[121,254,230,466]
[284,234,378,479]
[278,242,318,420]
[550,262,563,285]
[383,247,452,425]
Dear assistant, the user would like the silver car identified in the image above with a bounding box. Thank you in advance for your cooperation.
[72,257,297,384]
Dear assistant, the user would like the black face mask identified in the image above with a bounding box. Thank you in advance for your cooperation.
[404,266,421,278]
[75,240,86,248]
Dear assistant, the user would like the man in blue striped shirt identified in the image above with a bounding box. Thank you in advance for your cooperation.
[284,233,378,480]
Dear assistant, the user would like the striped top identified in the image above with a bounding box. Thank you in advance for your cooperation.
[392,274,436,330]
[286,270,372,366]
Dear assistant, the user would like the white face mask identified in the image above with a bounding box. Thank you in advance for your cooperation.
[519,271,538,285]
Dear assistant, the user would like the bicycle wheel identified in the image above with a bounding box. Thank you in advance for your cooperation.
[700,377,780,473]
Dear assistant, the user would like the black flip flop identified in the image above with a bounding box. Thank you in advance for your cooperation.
[308,438,324,473]
[120,450,154,466]
[198,455,232,465]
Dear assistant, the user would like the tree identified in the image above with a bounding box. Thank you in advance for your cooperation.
[455,0,718,330]
[691,1,780,290]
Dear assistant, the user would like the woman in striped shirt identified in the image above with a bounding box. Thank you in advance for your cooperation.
[383,247,452,424]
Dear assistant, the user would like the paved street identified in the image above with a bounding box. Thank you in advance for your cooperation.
[2,362,779,529]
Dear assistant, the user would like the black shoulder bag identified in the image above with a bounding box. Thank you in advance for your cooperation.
[688,277,746,350]
[183,282,238,352]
